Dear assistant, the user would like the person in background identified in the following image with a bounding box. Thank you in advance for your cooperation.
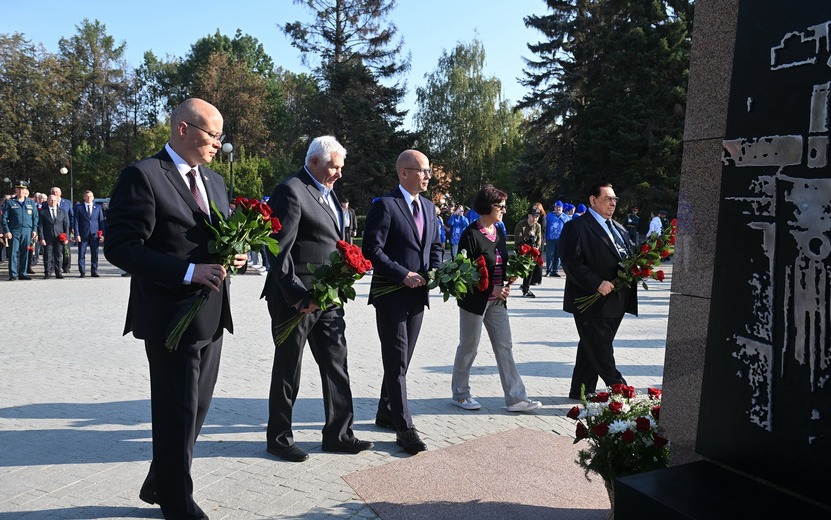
[575,203,587,217]
[51,186,74,274]
[451,185,542,413]
[625,206,640,245]
[436,206,447,261]
[341,198,357,244]
[38,194,70,279]
[73,190,106,277]
[1,181,38,280]
[564,203,575,217]
[546,200,570,277]
[448,205,469,257]
[647,210,663,239]
[513,207,542,298]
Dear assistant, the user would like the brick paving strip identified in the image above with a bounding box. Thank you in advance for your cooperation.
[0,260,669,519]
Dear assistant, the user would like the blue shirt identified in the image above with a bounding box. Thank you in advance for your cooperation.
[546,211,570,240]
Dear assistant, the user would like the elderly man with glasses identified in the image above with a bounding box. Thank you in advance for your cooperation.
[560,182,638,400]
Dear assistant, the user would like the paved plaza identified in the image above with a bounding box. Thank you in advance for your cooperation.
[0,259,669,519]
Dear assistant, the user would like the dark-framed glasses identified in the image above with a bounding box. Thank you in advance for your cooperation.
[403,167,433,176]
[492,203,507,211]
[185,121,225,143]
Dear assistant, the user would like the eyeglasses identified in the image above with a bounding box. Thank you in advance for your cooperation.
[600,196,619,203]
[403,167,433,176]
[185,121,225,143]
[492,204,507,211]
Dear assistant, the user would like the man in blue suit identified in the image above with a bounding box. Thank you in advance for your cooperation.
[74,190,105,277]
[362,149,443,454]
[51,186,74,274]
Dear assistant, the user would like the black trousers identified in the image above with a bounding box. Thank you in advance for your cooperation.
[570,313,627,395]
[42,240,64,276]
[266,299,355,448]
[144,335,222,519]
[374,297,425,432]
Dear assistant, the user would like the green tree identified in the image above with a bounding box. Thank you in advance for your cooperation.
[415,38,522,206]
[0,33,70,190]
[282,0,411,211]
[519,0,692,211]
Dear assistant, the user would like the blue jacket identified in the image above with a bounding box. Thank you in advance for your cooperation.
[546,211,571,240]
[73,202,105,239]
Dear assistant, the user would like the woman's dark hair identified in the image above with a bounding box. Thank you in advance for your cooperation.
[472,184,507,214]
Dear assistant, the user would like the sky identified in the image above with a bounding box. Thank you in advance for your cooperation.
[2,0,548,129]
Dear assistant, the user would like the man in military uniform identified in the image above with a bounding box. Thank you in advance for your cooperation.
[1,181,39,280]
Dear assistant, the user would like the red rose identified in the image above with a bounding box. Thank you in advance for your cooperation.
[636,416,652,432]
[660,249,670,259]
[639,267,652,277]
[58,233,67,244]
[592,422,609,437]
[363,259,373,271]
[669,235,676,245]
[671,218,678,227]
[592,392,610,403]
[576,421,589,440]
[651,405,661,420]
[567,405,581,420]
[258,202,273,218]
[97,230,104,238]
[519,244,531,255]
[337,240,350,253]
[249,198,260,206]
[234,196,248,208]
[640,243,651,253]
[476,255,489,291]
[270,217,282,233]
[655,270,665,282]
[610,384,624,395]
[653,432,669,447]
[621,429,636,443]
[536,257,544,266]
[530,247,541,259]
[630,265,641,276]
[608,401,624,414]
[655,240,663,248]
[647,387,662,398]
[622,385,636,398]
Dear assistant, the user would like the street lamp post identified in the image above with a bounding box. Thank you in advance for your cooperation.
[221,142,234,200]
[59,158,74,203]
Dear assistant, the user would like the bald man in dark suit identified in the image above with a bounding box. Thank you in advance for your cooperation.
[362,150,443,454]
[105,98,246,519]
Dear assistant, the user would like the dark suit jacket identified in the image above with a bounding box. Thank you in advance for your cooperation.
[561,213,638,318]
[58,198,74,234]
[38,207,70,242]
[363,188,443,308]
[262,167,345,307]
[74,202,105,238]
[104,148,233,343]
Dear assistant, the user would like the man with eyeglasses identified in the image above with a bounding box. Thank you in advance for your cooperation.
[560,182,637,400]
[105,98,246,519]
[363,149,443,455]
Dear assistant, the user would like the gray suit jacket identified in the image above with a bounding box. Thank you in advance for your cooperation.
[262,167,345,307]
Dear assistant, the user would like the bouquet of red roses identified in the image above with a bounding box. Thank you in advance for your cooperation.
[274,240,372,346]
[506,243,542,280]
[574,219,677,312]
[58,233,68,244]
[165,197,281,351]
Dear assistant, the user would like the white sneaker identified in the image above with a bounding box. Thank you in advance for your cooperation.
[451,397,481,410]
[506,398,542,412]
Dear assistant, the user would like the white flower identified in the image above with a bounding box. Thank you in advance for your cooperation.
[586,402,605,417]
[608,419,631,434]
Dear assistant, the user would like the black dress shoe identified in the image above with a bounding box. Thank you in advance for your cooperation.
[44,275,50,279]
[56,274,64,279]
[396,428,427,454]
[375,412,396,430]
[8,277,16,281]
[138,481,156,504]
[322,439,374,454]
[524,291,536,298]
[91,272,100,277]
[79,273,85,278]
[19,275,31,280]
[26,269,35,274]
[267,444,309,462]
